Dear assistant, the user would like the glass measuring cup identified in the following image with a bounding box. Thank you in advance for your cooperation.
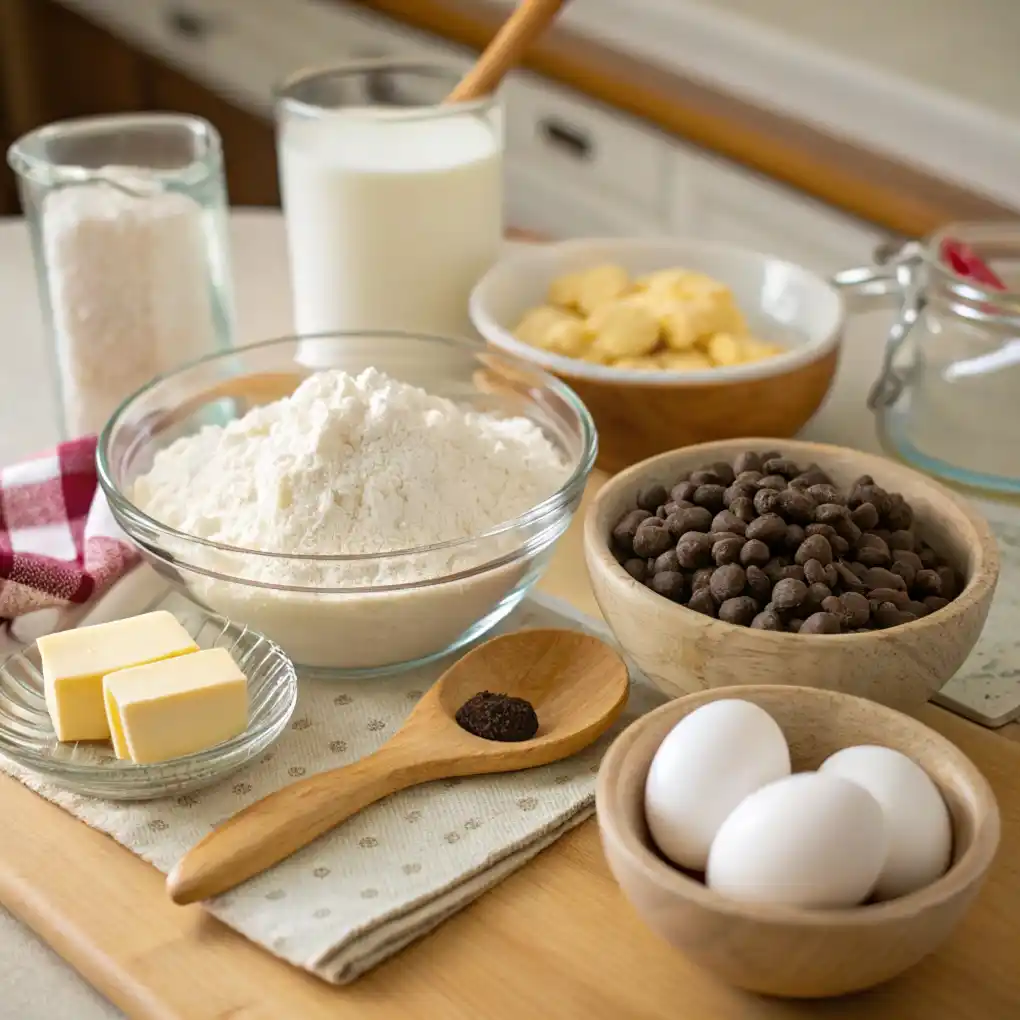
[275,59,504,350]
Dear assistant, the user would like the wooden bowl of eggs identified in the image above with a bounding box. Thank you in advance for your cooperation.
[596,686,1001,998]
[469,238,843,473]
[585,438,998,713]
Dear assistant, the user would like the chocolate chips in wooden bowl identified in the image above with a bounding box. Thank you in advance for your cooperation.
[608,451,963,634]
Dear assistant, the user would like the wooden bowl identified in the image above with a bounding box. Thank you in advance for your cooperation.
[585,439,999,713]
[596,685,1001,998]
[470,238,842,473]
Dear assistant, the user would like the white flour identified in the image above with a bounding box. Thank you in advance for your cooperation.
[42,168,219,436]
[133,369,572,668]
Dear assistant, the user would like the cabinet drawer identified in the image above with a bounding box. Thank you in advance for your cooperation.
[504,74,668,216]
[506,160,661,240]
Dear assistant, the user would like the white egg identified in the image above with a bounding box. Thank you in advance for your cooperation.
[643,699,790,870]
[820,745,953,900]
[706,772,887,909]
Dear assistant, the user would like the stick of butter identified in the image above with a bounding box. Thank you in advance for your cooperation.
[103,647,249,764]
[38,610,199,742]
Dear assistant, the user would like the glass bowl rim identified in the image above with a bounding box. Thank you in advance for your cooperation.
[97,330,598,565]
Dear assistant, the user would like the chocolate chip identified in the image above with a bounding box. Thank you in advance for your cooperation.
[733,451,762,475]
[787,618,804,633]
[795,534,833,566]
[884,494,914,531]
[753,488,781,516]
[709,461,736,486]
[710,563,746,602]
[693,484,727,514]
[803,583,832,614]
[868,586,909,606]
[919,546,939,570]
[632,520,673,558]
[850,503,880,531]
[758,474,788,491]
[775,488,816,524]
[745,564,772,601]
[778,564,807,583]
[893,548,923,572]
[636,484,668,513]
[800,612,841,634]
[856,535,891,568]
[874,602,910,629]
[671,481,698,503]
[936,566,958,599]
[690,469,725,487]
[740,539,771,567]
[735,470,764,487]
[783,523,807,553]
[860,566,906,591]
[746,513,787,546]
[676,532,715,569]
[623,558,647,581]
[814,502,850,525]
[687,588,716,616]
[612,509,651,552]
[889,559,916,588]
[724,481,757,505]
[823,563,839,588]
[666,506,714,538]
[730,496,756,523]
[839,591,871,629]
[924,596,950,612]
[751,609,783,630]
[691,567,715,592]
[914,569,942,597]
[650,571,686,601]
[821,595,843,616]
[772,577,808,611]
[653,549,680,574]
[833,561,863,592]
[832,517,862,544]
[713,536,746,566]
[762,457,801,479]
[712,510,747,536]
[887,529,916,551]
[718,596,760,626]
[803,559,828,586]
[807,484,845,506]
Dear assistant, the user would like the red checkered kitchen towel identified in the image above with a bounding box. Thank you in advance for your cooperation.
[0,436,139,626]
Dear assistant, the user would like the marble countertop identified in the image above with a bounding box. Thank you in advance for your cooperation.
[0,210,1015,1018]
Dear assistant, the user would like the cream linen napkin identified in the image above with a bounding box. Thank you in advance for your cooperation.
[0,571,665,983]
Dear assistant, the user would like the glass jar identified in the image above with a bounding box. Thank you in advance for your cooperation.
[7,113,235,438]
[275,59,503,353]
[835,222,1020,497]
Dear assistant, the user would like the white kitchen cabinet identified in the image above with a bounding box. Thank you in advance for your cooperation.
[505,161,662,239]
[667,144,887,274]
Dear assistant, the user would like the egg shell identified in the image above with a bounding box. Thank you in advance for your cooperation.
[706,772,888,909]
[820,745,953,900]
[643,699,790,871]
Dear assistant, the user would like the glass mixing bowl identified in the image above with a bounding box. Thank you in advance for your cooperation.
[98,333,597,677]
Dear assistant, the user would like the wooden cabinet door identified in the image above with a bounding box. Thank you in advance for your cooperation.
[145,63,279,207]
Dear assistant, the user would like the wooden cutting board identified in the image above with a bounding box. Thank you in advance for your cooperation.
[2,474,1020,1019]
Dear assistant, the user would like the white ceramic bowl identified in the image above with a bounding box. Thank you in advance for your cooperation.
[470,237,845,472]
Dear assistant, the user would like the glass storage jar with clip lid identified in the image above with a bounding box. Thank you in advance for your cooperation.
[835,222,1020,498]
[7,113,235,439]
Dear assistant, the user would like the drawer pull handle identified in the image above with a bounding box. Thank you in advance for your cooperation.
[539,118,594,160]
[166,9,211,40]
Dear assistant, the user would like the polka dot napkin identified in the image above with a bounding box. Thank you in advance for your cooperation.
[0,589,665,983]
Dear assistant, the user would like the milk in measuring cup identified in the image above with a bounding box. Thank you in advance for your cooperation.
[278,108,502,342]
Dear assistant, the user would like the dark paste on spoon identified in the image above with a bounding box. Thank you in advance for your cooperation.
[455,691,539,742]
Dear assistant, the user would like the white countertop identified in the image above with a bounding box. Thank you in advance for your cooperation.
[0,208,941,1018]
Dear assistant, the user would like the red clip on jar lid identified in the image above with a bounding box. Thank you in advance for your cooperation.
[940,238,1007,291]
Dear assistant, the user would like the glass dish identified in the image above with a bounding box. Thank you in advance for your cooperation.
[97,332,597,677]
[0,591,297,800]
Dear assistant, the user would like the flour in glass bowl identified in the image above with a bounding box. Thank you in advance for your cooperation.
[132,369,573,669]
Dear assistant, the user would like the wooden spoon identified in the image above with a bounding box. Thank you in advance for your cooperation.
[446,0,569,104]
[167,628,628,905]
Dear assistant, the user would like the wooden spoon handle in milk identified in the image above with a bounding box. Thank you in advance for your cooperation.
[446,0,569,103]
[167,740,446,905]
